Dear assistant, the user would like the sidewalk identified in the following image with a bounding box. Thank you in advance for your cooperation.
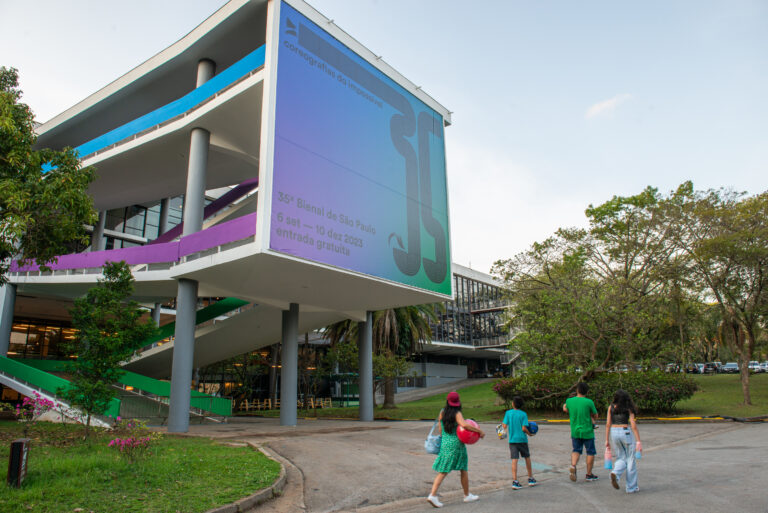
[175,417,755,512]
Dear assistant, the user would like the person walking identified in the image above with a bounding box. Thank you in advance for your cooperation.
[501,395,537,489]
[605,389,641,493]
[563,382,599,482]
[427,391,485,508]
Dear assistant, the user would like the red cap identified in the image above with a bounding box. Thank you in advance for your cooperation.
[447,391,461,407]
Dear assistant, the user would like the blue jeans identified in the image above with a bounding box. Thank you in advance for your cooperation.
[610,427,638,492]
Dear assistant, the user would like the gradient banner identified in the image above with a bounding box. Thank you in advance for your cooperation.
[269,1,451,295]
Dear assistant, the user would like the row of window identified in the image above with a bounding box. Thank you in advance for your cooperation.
[430,275,508,347]
[103,197,183,249]
[8,319,75,359]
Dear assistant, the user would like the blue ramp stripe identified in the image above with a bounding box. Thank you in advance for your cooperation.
[43,45,266,172]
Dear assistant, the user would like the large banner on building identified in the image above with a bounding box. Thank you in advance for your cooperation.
[268,1,451,295]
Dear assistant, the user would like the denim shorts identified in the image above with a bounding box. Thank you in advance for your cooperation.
[571,437,596,455]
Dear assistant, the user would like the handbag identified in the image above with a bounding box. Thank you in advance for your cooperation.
[424,413,442,454]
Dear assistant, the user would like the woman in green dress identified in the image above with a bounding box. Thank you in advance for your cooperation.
[427,391,485,508]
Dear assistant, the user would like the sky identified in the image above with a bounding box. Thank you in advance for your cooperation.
[1,0,766,274]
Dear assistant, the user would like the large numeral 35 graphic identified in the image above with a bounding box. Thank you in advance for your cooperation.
[294,16,447,285]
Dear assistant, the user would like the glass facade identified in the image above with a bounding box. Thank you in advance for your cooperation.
[104,196,183,249]
[431,273,508,347]
[8,319,75,359]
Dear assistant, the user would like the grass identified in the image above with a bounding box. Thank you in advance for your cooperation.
[240,374,768,422]
[677,373,768,418]
[0,422,281,513]
[238,381,566,423]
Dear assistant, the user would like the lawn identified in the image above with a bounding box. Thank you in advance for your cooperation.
[0,422,281,513]
[240,373,768,422]
[677,373,768,419]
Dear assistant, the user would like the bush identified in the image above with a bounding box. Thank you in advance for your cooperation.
[108,418,162,463]
[493,371,698,414]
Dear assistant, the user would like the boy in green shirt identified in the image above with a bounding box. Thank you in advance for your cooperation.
[563,382,598,482]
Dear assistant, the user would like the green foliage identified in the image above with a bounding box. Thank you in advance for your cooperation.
[666,182,768,404]
[0,67,96,282]
[63,262,158,434]
[493,181,768,406]
[0,422,281,513]
[108,418,163,463]
[323,304,440,407]
[197,351,270,409]
[493,371,698,413]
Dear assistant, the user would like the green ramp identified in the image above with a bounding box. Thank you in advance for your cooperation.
[20,361,230,418]
[138,296,249,349]
[3,297,249,418]
[0,356,120,418]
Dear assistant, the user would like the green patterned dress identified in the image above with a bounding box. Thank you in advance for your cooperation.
[432,421,468,472]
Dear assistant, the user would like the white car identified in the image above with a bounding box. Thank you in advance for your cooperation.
[748,361,762,373]
[761,362,768,373]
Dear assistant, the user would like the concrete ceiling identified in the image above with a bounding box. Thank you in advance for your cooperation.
[86,77,263,211]
[36,0,268,151]
[123,302,348,379]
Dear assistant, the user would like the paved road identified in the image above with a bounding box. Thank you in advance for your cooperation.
[179,417,767,513]
[389,422,768,513]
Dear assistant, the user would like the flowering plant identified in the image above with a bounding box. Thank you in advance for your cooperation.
[107,417,162,463]
[108,436,152,463]
[15,391,58,436]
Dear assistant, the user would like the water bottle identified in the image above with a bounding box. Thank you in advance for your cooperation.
[604,446,613,469]
[635,440,642,460]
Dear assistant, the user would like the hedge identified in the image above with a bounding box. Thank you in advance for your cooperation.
[493,371,698,414]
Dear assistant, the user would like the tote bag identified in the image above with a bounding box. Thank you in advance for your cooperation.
[424,413,442,454]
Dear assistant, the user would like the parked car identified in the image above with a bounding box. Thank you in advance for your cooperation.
[702,362,718,374]
[761,362,768,373]
[748,361,762,373]
[713,361,723,372]
[721,362,739,374]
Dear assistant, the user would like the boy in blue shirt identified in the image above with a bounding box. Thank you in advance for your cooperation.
[502,396,537,489]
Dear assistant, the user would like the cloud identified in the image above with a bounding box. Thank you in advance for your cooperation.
[585,93,632,119]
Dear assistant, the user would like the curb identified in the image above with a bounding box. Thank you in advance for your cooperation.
[204,444,287,513]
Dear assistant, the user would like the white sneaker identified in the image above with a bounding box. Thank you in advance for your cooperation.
[463,493,479,503]
[427,495,443,508]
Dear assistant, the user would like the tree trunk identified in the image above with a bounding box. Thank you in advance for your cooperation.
[730,321,752,405]
[739,359,751,406]
[382,378,396,409]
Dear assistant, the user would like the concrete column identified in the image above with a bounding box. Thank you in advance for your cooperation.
[91,211,106,251]
[0,284,17,356]
[151,304,162,326]
[196,59,216,86]
[182,128,210,236]
[158,197,171,236]
[166,58,215,433]
[167,278,199,432]
[358,311,373,422]
[279,303,299,426]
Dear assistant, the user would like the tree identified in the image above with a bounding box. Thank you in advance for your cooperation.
[666,183,768,404]
[196,351,269,410]
[493,188,681,377]
[0,66,95,282]
[63,261,157,437]
[324,304,439,409]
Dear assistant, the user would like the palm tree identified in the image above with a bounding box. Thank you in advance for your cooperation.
[324,304,441,408]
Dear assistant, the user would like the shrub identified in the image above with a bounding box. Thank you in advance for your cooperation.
[15,391,58,436]
[493,371,697,414]
[108,418,162,463]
